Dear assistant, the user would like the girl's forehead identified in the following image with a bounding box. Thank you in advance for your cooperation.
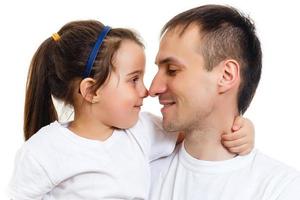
[113,41,146,75]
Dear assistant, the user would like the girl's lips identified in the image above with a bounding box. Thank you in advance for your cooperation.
[134,104,143,110]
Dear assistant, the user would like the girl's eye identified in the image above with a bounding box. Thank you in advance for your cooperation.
[131,76,140,84]
[133,77,139,82]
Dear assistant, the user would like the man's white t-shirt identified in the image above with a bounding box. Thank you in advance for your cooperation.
[150,143,300,200]
[9,112,178,200]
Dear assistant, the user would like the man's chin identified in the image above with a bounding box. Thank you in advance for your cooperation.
[162,119,179,132]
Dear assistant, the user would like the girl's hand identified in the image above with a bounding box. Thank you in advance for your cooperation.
[222,116,255,155]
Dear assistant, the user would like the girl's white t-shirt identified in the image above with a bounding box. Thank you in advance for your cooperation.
[9,112,177,200]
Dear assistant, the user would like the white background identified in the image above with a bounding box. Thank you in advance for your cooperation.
[0,0,299,198]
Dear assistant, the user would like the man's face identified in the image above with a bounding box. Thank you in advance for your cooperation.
[149,25,219,132]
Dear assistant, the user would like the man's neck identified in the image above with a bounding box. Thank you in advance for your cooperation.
[183,99,239,161]
[184,128,236,161]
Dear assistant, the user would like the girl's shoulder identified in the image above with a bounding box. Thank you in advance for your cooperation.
[25,121,64,146]
[21,121,69,157]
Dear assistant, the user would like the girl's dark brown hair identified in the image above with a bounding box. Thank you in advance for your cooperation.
[24,20,143,141]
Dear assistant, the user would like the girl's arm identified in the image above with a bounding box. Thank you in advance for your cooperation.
[9,147,53,199]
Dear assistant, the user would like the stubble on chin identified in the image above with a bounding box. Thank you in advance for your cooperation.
[162,117,181,132]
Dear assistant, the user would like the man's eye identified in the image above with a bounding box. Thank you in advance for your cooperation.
[167,69,177,76]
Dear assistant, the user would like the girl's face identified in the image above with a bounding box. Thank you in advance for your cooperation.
[94,40,148,129]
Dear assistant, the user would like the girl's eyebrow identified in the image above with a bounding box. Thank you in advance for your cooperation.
[126,70,144,76]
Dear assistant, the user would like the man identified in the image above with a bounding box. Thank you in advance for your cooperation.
[149,4,300,199]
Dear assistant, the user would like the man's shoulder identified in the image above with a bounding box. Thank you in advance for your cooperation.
[253,150,300,176]
[276,175,300,199]
[250,150,300,197]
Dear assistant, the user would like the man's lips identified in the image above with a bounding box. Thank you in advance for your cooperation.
[159,100,176,114]
[159,101,176,106]
[159,100,176,106]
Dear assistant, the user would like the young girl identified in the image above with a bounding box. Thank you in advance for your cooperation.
[9,20,254,199]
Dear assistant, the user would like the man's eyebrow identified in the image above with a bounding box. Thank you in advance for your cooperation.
[155,57,184,67]
[126,70,144,76]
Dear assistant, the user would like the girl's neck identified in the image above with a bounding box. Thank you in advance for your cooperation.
[68,115,114,141]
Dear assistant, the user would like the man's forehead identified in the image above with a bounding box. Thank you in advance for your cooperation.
[156,26,202,64]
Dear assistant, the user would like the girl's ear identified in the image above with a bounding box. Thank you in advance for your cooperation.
[217,59,240,94]
[79,78,99,103]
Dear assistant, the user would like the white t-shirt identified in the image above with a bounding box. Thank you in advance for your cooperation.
[9,112,178,200]
[150,143,300,200]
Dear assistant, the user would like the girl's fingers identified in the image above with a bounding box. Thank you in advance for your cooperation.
[222,138,247,148]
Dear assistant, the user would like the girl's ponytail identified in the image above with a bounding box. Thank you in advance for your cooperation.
[24,39,58,141]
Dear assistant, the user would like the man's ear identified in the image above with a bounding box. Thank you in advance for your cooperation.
[217,59,240,94]
[79,78,100,104]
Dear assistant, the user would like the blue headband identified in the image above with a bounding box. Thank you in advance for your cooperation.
[83,26,111,78]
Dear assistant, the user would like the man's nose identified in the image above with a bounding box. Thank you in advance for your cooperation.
[149,73,167,97]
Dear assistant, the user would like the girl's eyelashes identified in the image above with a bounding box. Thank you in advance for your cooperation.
[129,75,140,85]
